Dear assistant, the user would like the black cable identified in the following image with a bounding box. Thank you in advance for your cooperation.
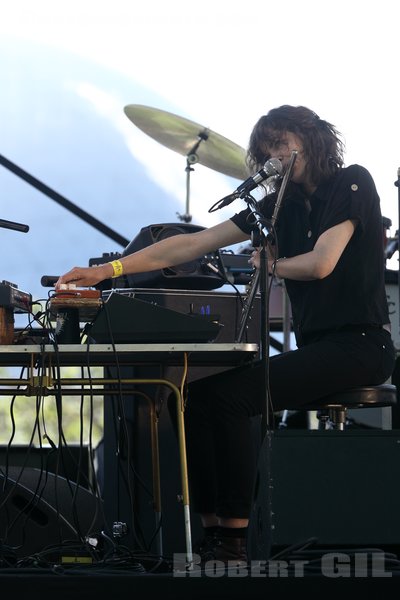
[94,306,150,553]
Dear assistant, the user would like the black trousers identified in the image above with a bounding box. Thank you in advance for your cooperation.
[174,327,395,519]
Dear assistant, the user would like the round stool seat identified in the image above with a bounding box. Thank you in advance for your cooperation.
[300,384,397,430]
[303,383,398,411]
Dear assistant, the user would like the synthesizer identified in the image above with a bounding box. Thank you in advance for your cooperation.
[0,280,32,313]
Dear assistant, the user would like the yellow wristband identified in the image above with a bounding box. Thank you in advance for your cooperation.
[110,259,123,278]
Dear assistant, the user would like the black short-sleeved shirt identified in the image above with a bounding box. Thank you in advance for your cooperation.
[231,164,390,346]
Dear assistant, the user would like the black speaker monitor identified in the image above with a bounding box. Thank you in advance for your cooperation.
[248,430,400,561]
[122,223,224,290]
[0,467,104,558]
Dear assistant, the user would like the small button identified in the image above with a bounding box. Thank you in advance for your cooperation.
[307,230,312,238]
[351,184,358,191]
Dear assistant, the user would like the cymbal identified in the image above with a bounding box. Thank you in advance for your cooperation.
[124,104,248,180]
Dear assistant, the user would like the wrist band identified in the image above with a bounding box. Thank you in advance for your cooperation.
[274,257,285,276]
[110,259,123,278]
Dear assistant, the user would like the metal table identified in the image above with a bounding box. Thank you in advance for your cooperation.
[0,342,258,568]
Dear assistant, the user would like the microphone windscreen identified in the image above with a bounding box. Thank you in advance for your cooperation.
[41,275,59,287]
[265,158,283,175]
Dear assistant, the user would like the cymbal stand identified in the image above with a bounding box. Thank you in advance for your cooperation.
[177,129,210,223]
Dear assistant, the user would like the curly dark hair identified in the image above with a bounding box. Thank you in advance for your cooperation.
[247,105,345,186]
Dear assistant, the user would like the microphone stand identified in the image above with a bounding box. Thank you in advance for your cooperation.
[245,151,297,564]
[207,150,296,431]
[245,151,298,436]
[243,195,271,430]
[395,167,400,341]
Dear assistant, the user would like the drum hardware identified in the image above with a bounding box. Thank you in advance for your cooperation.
[123,104,247,223]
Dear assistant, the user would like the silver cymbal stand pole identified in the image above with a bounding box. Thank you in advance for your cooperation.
[177,129,210,224]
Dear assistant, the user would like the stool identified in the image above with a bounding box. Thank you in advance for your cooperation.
[302,383,397,430]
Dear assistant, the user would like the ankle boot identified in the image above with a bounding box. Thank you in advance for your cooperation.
[193,530,218,560]
[210,534,248,563]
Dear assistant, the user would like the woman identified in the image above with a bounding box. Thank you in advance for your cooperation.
[56,105,395,564]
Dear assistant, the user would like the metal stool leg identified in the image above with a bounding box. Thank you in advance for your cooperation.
[317,409,330,430]
[329,407,347,431]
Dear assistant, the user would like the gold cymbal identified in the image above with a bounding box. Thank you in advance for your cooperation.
[124,104,248,180]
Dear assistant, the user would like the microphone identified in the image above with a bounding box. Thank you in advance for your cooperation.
[209,158,283,212]
[236,158,283,195]
[41,275,60,287]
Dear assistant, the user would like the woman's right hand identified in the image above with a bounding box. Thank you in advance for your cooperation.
[55,264,111,289]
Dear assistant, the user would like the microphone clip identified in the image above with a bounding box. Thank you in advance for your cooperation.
[208,191,240,213]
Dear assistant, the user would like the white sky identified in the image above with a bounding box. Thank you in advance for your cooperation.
[2,0,400,254]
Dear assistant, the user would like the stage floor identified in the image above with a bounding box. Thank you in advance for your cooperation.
[0,567,399,600]
[1,547,400,599]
